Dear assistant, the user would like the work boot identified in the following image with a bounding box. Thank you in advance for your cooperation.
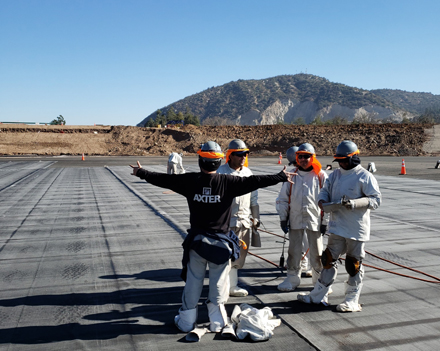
[297,281,330,305]
[336,282,363,312]
[174,308,197,332]
[277,271,301,291]
[206,302,228,332]
[229,268,248,297]
[312,269,333,295]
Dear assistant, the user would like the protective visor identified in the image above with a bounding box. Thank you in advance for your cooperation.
[197,149,225,159]
[333,149,360,160]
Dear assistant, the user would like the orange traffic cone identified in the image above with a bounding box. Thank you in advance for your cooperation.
[82,153,85,161]
[400,159,406,175]
[278,152,282,164]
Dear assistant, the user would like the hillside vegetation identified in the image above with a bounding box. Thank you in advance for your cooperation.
[138,74,440,127]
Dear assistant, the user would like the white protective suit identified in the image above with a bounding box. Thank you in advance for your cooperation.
[298,164,381,311]
[167,152,185,174]
[318,164,381,241]
[276,168,328,290]
[277,168,328,231]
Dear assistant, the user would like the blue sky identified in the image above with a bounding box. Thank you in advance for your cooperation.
[1,0,439,126]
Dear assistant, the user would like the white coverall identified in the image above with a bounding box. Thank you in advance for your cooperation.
[167,152,185,174]
[217,163,258,269]
[276,168,328,289]
[298,164,381,310]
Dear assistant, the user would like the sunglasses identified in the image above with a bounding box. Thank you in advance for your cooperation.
[298,154,311,159]
[231,152,249,157]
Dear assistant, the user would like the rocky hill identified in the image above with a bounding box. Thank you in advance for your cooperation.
[371,89,440,114]
[1,123,437,157]
[138,74,440,127]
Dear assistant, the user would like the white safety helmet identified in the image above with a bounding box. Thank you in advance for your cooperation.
[286,146,299,165]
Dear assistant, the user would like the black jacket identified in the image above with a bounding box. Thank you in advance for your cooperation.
[136,169,287,234]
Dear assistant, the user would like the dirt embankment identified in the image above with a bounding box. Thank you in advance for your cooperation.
[0,123,436,156]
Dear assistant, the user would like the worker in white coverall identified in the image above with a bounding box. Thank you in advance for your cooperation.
[131,141,296,333]
[297,140,381,312]
[276,143,328,291]
[217,139,260,297]
[167,152,185,174]
[286,146,313,277]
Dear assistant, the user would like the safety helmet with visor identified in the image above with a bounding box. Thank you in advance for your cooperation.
[197,141,224,172]
[296,143,322,174]
[226,139,250,166]
[296,143,315,161]
[333,140,359,160]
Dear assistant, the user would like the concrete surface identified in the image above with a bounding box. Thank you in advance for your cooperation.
[1,156,440,350]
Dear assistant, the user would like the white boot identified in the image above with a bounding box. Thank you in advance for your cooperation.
[277,271,301,291]
[336,282,363,312]
[206,302,228,332]
[301,254,312,277]
[229,268,248,297]
[174,308,197,332]
[297,281,330,305]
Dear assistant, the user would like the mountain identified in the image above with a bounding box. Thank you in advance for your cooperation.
[370,89,440,114]
[137,74,440,126]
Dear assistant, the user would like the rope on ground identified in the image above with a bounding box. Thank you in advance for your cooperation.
[252,227,440,284]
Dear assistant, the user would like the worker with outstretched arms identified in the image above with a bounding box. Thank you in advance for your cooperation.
[130,141,296,333]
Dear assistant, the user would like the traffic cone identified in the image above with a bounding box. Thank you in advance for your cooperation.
[400,159,406,175]
[278,152,282,164]
[82,153,85,161]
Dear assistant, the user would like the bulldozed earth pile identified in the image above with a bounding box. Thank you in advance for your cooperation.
[0,123,436,156]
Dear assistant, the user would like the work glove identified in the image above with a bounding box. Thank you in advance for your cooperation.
[320,225,327,235]
[280,220,289,234]
[251,205,260,228]
[343,197,370,210]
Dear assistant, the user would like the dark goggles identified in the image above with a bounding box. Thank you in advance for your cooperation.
[297,154,311,159]
[231,151,249,157]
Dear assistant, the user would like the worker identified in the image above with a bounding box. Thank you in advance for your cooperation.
[297,140,381,312]
[276,143,328,291]
[167,152,185,174]
[130,141,297,333]
[286,145,312,276]
[217,139,260,297]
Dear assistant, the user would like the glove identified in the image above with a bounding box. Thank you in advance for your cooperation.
[343,197,370,210]
[280,220,289,234]
[320,225,327,235]
[251,205,260,228]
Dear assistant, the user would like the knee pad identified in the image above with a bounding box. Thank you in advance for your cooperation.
[321,248,335,269]
[345,255,362,277]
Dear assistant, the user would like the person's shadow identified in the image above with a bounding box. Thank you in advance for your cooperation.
[0,269,197,344]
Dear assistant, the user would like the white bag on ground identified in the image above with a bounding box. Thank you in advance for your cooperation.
[231,303,281,341]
